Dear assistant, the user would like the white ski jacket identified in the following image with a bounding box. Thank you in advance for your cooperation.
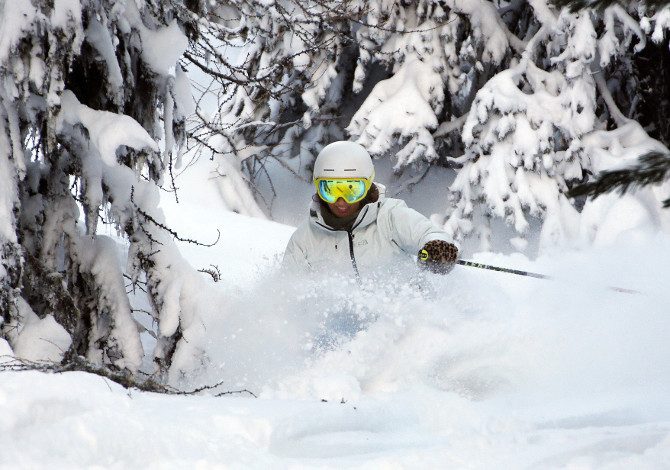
[282,185,453,277]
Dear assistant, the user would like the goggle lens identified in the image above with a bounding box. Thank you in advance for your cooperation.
[316,179,369,204]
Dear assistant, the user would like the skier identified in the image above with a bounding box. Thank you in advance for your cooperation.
[283,141,459,278]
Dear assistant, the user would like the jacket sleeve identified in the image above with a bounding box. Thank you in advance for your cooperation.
[282,231,311,273]
[386,200,453,255]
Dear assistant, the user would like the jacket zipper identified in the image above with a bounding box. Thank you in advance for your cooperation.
[347,230,360,281]
[316,206,369,281]
[347,208,369,282]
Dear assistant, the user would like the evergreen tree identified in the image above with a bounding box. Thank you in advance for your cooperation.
[552,0,670,209]
[193,0,670,251]
[0,0,211,381]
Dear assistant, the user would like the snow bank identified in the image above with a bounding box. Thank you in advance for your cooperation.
[192,232,670,407]
[3,154,670,467]
[152,161,670,418]
[0,338,13,363]
[2,224,670,467]
[13,315,71,363]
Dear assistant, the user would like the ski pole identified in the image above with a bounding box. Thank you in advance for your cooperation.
[456,259,640,295]
[457,260,549,279]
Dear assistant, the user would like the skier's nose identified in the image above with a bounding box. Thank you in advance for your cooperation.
[335,197,348,207]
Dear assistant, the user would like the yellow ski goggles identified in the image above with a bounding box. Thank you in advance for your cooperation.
[315,177,373,204]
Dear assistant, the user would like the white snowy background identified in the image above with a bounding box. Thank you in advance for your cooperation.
[2,0,670,468]
[2,157,670,468]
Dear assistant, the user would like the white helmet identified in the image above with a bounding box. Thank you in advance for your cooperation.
[312,141,375,182]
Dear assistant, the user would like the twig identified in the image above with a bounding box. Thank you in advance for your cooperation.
[215,389,258,398]
[197,264,221,282]
[130,186,221,247]
[0,356,258,398]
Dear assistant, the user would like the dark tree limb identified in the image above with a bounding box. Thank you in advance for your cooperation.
[0,356,257,397]
[550,0,670,12]
[569,151,670,207]
[130,186,221,247]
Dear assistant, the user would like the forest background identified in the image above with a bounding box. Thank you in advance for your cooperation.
[0,0,669,381]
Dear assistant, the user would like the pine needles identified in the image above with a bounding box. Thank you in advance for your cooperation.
[550,0,670,12]
[569,151,670,208]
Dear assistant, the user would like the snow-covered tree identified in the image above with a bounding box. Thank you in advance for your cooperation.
[0,0,211,380]
[184,1,362,215]
[193,0,670,252]
[554,0,670,208]
[188,0,531,211]
[441,2,670,251]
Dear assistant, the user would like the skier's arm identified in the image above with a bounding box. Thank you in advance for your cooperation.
[387,201,452,253]
[282,233,310,273]
[387,201,459,273]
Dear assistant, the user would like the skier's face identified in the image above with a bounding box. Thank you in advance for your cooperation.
[328,198,361,218]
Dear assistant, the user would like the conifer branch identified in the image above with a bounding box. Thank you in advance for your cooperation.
[569,151,670,207]
[550,0,670,12]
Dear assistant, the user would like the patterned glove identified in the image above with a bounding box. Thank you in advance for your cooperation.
[417,240,459,274]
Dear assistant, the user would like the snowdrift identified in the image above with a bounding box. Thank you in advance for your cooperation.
[3,199,670,467]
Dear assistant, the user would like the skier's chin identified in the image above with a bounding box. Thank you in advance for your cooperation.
[333,206,350,216]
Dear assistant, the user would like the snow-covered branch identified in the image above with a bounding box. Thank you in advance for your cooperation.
[0,0,217,381]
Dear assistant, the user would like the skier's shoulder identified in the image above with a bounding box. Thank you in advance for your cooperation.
[379,196,407,210]
[289,217,313,240]
[365,183,403,212]
[366,197,410,236]
[288,203,326,245]
[376,196,410,219]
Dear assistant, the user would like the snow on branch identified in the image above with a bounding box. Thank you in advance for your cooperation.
[439,2,669,252]
[187,0,535,201]
[0,0,221,383]
[130,187,222,247]
[180,0,670,253]
[348,58,442,170]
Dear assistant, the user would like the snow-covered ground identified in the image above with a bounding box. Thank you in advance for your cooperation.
[2,159,670,468]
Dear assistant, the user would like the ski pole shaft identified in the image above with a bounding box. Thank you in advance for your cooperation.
[456,259,640,295]
[456,260,550,279]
